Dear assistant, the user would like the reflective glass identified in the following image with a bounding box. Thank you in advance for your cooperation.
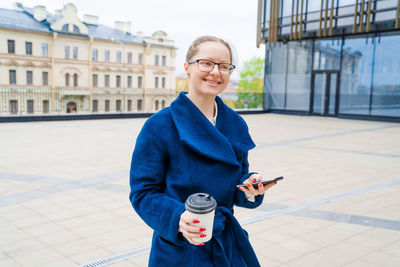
[339,37,374,115]
[371,34,400,117]
[265,42,287,109]
[313,39,342,70]
[329,73,337,115]
[286,40,312,110]
[313,73,326,114]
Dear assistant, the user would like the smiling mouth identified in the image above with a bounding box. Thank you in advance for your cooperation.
[204,79,221,85]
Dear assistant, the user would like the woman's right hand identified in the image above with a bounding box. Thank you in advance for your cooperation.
[178,210,207,246]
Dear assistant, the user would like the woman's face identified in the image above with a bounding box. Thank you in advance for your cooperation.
[184,41,231,97]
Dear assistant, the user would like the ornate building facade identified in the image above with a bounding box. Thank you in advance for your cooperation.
[0,3,176,115]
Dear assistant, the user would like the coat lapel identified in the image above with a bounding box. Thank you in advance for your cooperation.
[170,93,255,167]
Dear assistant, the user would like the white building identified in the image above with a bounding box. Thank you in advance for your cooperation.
[0,2,176,115]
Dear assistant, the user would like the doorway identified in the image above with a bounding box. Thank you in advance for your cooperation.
[66,101,77,113]
[310,70,340,116]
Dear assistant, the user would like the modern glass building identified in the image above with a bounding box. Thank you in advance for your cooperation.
[257,0,400,121]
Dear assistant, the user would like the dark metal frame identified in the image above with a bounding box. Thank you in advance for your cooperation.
[310,70,341,116]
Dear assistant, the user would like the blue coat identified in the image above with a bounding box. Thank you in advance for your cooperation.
[129,92,264,267]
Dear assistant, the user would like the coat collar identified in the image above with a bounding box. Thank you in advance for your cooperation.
[170,92,255,167]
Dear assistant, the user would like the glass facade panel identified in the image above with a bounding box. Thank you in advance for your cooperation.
[265,42,287,109]
[286,40,312,111]
[313,39,342,70]
[329,73,337,115]
[339,37,374,115]
[371,34,400,117]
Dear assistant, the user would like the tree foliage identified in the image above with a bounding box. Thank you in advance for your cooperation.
[237,57,264,109]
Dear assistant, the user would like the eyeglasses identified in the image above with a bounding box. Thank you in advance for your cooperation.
[187,59,235,74]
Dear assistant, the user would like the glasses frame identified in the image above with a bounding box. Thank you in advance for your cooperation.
[187,59,236,74]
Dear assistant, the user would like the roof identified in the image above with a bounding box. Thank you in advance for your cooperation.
[0,4,146,45]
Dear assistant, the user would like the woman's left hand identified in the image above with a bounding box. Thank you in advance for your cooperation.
[238,173,276,196]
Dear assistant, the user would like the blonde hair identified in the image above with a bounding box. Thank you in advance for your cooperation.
[185,36,234,64]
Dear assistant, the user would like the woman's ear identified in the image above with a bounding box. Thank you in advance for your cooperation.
[184,62,190,78]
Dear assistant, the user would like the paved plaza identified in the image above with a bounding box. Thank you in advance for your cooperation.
[0,113,399,266]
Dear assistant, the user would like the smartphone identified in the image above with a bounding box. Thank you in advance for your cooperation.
[236,176,283,189]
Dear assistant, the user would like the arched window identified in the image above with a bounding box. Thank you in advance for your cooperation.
[162,100,166,108]
[62,24,68,31]
[65,73,70,86]
[73,25,80,33]
[155,100,159,111]
[73,73,78,87]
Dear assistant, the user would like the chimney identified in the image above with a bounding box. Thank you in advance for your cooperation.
[84,14,99,25]
[34,5,47,22]
[115,21,125,32]
[126,21,132,34]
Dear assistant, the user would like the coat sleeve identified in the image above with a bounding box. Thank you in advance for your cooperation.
[129,121,186,246]
[234,152,264,208]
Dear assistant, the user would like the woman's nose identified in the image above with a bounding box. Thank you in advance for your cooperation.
[210,64,220,75]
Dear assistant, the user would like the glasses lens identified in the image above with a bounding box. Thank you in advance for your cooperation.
[197,60,214,72]
[218,64,231,73]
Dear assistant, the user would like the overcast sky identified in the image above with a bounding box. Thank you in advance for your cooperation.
[3,0,265,81]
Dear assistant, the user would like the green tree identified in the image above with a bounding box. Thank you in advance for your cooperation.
[237,57,264,109]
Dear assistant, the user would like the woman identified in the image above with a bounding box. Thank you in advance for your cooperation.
[129,36,275,267]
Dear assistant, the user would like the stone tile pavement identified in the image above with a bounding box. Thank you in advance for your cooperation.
[0,114,399,266]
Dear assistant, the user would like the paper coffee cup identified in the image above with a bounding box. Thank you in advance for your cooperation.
[185,193,217,243]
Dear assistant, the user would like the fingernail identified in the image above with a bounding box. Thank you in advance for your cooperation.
[239,187,244,190]
[200,234,206,237]
[259,183,263,188]
[193,219,200,223]
[253,178,257,182]
[199,228,206,232]
[247,183,251,188]
[199,243,205,246]
[274,181,277,184]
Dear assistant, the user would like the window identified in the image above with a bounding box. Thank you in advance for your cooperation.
[73,47,78,59]
[41,43,48,57]
[73,25,80,33]
[73,73,78,87]
[65,73,70,86]
[127,52,132,64]
[138,53,143,64]
[9,70,16,84]
[42,72,48,85]
[127,99,132,111]
[9,100,18,114]
[26,42,32,55]
[116,75,121,87]
[162,100,166,108]
[104,50,110,62]
[8,40,15,53]
[65,46,70,59]
[162,55,166,66]
[155,100,160,110]
[116,51,121,63]
[116,100,122,112]
[26,71,33,85]
[92,48,98,61]
[138,76,143,88]
[155,77,159,88]
[92,100,98,112]
[43,100,49,113]
[127,75,132,88]
[137,99,142,111]
[27,100,34,114]
[92,74,98,87]
[155,55,159,65]
[162,77,166,88]
[105,100,110,112]
[62,24,68,31]
[105,75,110,87]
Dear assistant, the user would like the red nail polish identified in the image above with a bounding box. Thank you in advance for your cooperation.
[199,228,206,232]
[193,219,200,223]
[274,181,277,184]
[253,178,257,182]
[259,183,263,188]
[200,234,206,237]
[199,243,205,246]
[239,187,244,190]
[247,183,251,188]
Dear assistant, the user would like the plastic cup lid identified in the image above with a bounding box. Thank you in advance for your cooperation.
[185,193,217,214]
